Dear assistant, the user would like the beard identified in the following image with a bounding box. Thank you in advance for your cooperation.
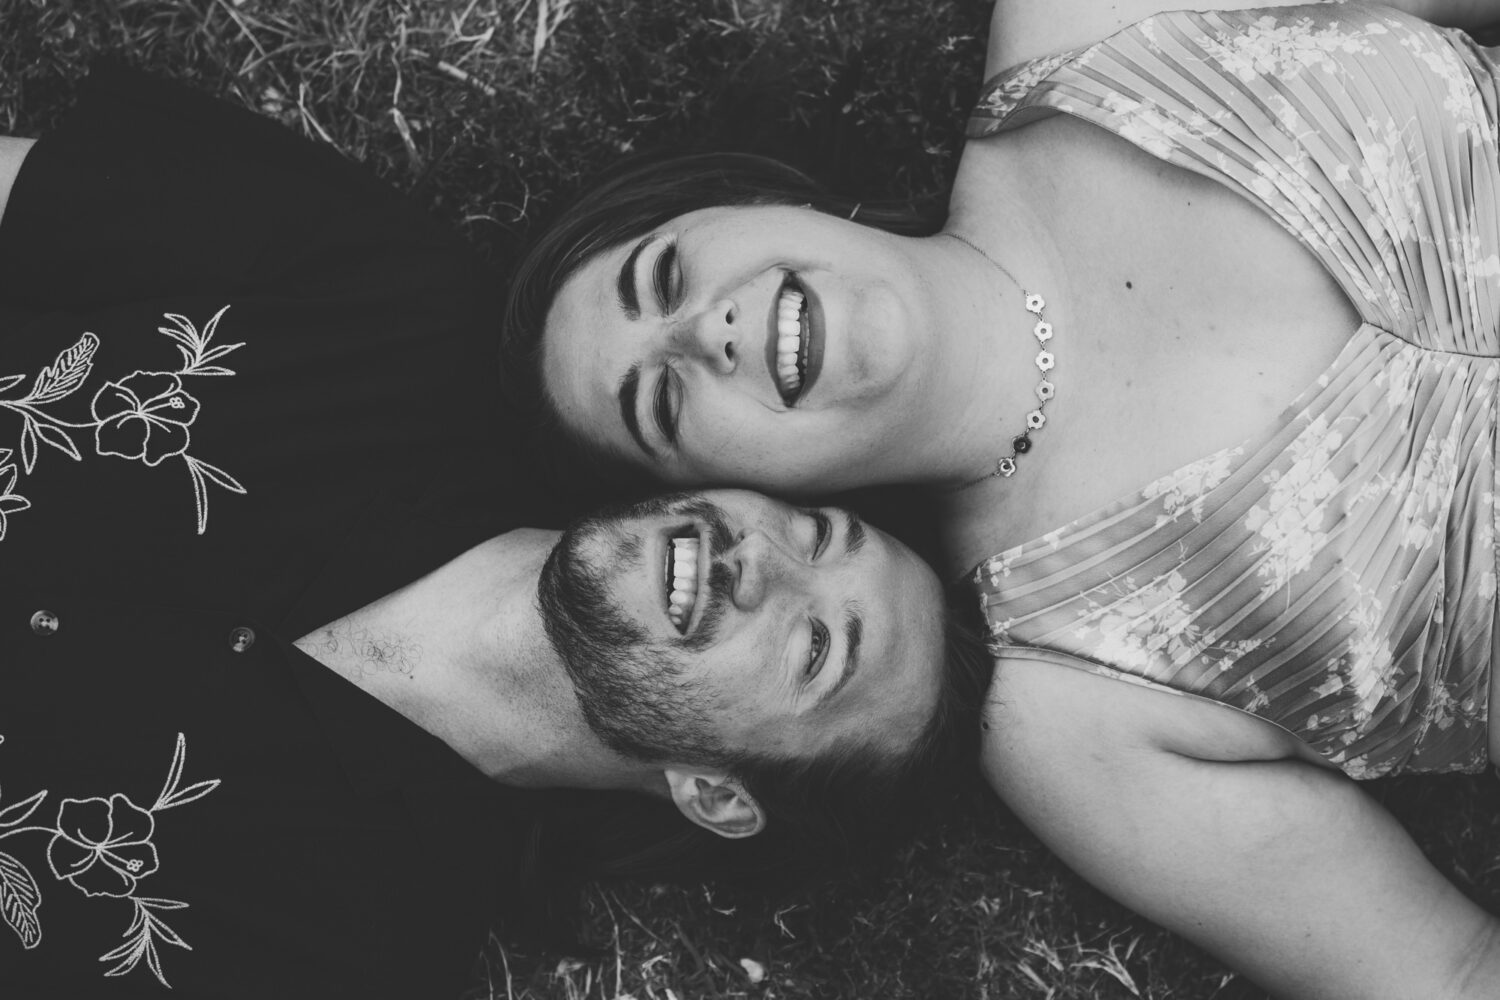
[536,492,729,764]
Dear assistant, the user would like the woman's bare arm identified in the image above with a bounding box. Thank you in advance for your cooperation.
[0,138,37,229]
[984,661,1500,999]
[985,0,1494,78]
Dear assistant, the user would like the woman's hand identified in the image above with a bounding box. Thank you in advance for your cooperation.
[0,137,36,230]
[983,657,1500,999]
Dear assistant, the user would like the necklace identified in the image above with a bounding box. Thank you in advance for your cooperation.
[943,231,1055,489]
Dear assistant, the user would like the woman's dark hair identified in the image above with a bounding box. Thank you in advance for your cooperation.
[501,592,992,947]
[499,151,944,510]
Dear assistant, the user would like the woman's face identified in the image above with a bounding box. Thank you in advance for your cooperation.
[542,205,931,493]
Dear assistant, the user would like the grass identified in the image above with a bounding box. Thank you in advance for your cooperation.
[6,2,1500,998]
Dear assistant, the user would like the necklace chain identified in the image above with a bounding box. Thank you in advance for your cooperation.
[943,232,1056,490]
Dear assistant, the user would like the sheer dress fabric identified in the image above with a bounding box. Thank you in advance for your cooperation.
[968,3,1500,777]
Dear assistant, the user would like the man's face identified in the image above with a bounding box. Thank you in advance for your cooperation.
[538,489,947,764]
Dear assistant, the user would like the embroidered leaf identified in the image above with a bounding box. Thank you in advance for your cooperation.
[32,423,81,463]
[145,939,167,986]
[158,779,220,812]
[0,851,42,950]
[0,789,46,828]
[98,938,141,963]
[27,332,99,404]
[101,898,188,986]
[196,343,245,365]
[161,306,241,376]
[136,897,190,911]
[152,733,189,812]
[157,313,202,351]
[191,458,245,495]
[18,421,37,475]
[186,460,209,536]
[198,305,229,345]
[184,457,247,536]
[142,908,190,949]
[0,374,25,395]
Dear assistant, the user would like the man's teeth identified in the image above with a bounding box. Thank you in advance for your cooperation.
[667,536,700,628]
[776,286,805,396]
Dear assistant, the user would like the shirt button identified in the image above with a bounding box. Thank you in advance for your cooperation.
[229,626,256,653]
[29,610,60,636]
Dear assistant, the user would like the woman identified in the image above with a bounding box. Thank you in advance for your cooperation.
[505,1,1500,996]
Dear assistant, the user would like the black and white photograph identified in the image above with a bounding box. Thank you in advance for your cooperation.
[4,1,1500,997]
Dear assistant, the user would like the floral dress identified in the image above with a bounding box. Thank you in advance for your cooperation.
[970,3,1500,778]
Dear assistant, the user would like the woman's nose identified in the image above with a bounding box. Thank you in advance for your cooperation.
[673,298,739,375]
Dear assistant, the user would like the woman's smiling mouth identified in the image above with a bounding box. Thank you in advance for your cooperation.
[769,274,823,406]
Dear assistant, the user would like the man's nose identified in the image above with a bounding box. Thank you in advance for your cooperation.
[728,530,800,611]
[671,298,739,375]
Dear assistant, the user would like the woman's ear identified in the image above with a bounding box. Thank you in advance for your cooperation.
[662,768,766,839]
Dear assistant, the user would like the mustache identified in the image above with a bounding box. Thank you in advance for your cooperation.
[682,560,733,653]
[666,496,735,560]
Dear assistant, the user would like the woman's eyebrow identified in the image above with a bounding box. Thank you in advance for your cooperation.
[616,362,656,458]
[616,236,652,319]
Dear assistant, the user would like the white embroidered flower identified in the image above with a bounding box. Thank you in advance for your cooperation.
[1245,417,1345,594]
[46,794,160,899]
[1142,448,1241,526]
[1074,571,1232,673]
[1396,427,1457,552]
[0,450,30,542]
[1374,347,1419,412]
[1447,225,1500,301]
[1398,30,1483,137]
[1357,115,1423,247]
[978,554,1012,588]
[1101,92,1220,159]
[1206,15,1376,84]
[1337,588,1394,724]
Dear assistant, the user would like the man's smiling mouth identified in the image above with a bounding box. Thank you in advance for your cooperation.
[664,529,702,632]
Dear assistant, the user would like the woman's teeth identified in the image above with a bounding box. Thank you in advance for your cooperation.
[666,535,700,629]
[776,286,805,397]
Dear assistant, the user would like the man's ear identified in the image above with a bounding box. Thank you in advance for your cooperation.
[662,768,766,839]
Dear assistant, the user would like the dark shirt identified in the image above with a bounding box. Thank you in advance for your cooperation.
[0,65,543,998]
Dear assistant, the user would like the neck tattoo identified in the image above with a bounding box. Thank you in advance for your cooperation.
[943,231,1055,490]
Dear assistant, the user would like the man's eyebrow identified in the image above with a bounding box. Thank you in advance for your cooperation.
[616,236,651,320]
[845,510,867,555]
[616,363,656,458]
[818,603,863,707]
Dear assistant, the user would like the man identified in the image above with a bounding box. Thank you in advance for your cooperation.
[0,64,981,998]
[0,483,972,997]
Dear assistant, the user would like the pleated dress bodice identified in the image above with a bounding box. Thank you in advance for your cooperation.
[969,3,1500,777]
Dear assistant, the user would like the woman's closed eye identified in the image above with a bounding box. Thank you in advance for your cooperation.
[653,240,680,313]
[652,364,681,445]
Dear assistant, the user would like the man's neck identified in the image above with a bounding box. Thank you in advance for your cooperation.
[293,528,654,793]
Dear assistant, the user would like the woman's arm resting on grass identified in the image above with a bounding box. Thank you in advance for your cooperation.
[0,138,37,230]
[984,663,1500,1000]
[985,0,1495,77]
